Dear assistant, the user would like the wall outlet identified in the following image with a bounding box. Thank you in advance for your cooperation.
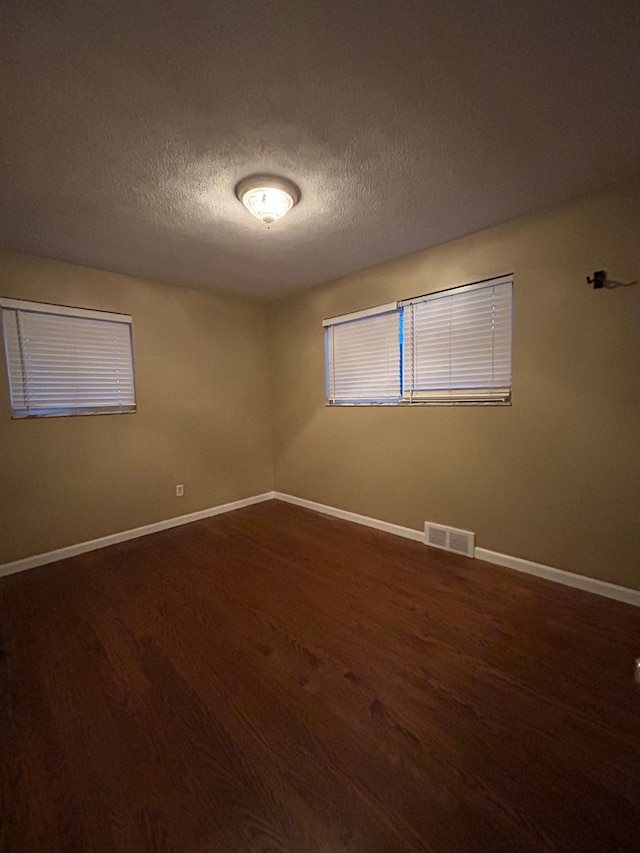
[176,484,184,497]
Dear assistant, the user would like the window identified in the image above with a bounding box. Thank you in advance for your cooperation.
[325,303,401,404]
[1,298,136,418]
[324,275,513,405]
[401,277,513,402]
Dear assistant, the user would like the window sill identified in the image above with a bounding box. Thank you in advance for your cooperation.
[11,407,137,419]
[326,400,512,407]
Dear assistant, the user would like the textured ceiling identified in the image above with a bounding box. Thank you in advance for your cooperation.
[1,0,639,299]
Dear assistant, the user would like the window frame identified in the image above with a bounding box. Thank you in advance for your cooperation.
[1,297,137,419]
[324,275,513,407]
[324,302,401,405]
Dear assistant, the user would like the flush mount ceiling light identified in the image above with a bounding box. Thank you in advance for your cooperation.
[235,175,300,225]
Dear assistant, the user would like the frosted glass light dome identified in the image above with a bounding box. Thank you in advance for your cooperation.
[236,176,300,225]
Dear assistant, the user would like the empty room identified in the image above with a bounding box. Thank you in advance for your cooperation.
[1,1,639,851]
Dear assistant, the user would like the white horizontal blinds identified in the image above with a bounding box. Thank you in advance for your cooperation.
[403,278,512,402]
[1,301,136,417]
[326,309,401,403]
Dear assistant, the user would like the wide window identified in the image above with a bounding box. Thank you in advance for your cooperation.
[324,275,513,405]
[1,298,136,418]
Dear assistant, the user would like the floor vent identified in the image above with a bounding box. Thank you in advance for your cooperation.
[424,522,475,557]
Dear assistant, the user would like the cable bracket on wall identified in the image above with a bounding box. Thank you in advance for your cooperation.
[587,270,638,290]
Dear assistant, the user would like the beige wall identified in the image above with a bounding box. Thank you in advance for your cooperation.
[0,252,273,563]
[268,183,640,590]
[2,184,639,591]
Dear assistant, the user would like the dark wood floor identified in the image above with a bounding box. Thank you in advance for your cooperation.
[1,500,639,852]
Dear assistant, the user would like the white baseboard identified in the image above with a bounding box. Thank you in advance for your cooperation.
[273,492,425,543]
[0,491,276,579]
[3,489,638,608]
[474,547,640,607]
[274,492,640,607]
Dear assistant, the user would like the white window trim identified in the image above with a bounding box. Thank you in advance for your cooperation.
[398,273,514,307]
[322,301,398,328]
[0,297,132,325]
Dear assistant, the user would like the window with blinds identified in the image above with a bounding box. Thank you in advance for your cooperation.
[324,304,401,403]
[401,276,512,402]
[1,298,136,418]
[324,275,513,405]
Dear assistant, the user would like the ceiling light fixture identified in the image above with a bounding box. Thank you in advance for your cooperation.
[235,175,300,225]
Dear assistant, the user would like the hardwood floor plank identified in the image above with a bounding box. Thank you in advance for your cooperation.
[1,500,639,852]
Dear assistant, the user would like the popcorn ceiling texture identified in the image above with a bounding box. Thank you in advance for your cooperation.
[1,0,639,298]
